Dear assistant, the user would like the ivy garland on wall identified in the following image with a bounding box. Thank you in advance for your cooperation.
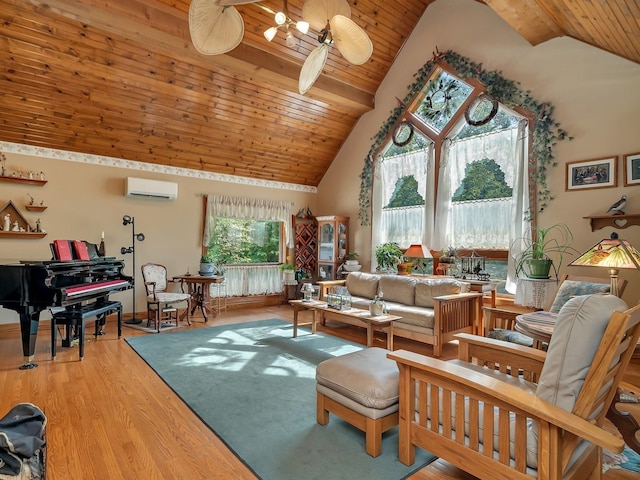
[358,50,571,226]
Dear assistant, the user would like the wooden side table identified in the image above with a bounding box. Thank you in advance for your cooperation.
[288,299,318,337]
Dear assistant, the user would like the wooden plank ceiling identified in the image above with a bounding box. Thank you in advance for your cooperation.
[0,0,639,187]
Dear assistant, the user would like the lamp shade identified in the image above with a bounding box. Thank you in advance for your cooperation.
[569,236,640,270]
[403,244,433,259]
[569,233,640,296]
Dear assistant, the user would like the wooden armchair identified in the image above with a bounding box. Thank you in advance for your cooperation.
[482,274,627,345]
[141,263,191,333]
[388,294,640,480]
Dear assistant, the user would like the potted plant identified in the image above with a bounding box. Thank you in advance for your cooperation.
[200,252,216,276]
[345,252,359,265]
[375,242,404,273]
[280,263,296,282]
[513,223,579,279]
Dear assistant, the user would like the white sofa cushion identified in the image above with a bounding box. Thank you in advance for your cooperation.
[379,275,417,305]
[415,278,463,308]
[345,272,380,299]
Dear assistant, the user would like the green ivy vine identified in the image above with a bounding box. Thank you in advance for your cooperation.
[358,50,572,225]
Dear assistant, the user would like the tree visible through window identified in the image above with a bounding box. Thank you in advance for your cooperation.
[386,175,425,208]
[207,218,280,264]
[451,158,513,201]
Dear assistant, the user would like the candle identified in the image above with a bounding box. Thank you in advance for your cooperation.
[101,231,104,239]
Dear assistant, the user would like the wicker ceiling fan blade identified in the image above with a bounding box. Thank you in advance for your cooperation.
[299,44,329,95]
[302,0,351,32]
[214,0,261,5]
[330,15,373,65]
[189,1,245,55]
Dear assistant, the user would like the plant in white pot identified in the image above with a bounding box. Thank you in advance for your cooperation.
[280,263,296,282]
[513,223,579,280]
[375,242,404,273]
[199,252,216,276]
[344,252,361,272]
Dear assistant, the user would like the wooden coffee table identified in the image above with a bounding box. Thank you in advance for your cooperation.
[289,300,400,349]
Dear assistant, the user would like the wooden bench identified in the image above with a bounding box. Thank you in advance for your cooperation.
[51,300,122,360]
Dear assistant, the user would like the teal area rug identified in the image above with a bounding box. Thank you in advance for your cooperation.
[126,319,435,480]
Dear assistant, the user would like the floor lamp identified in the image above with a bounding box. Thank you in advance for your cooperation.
[121,215,145,324]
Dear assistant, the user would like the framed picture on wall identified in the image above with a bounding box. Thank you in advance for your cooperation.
[623,152,640,186]
[565,156,617,191]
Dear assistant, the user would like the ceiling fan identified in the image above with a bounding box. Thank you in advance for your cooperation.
[188,0,373,95]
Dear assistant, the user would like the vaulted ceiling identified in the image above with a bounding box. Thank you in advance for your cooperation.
[1,0,639,187]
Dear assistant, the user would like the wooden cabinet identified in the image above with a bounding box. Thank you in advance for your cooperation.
[316,215,348,281]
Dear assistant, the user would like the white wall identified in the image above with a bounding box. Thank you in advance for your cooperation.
[0,152,317,323]
[318,0,640,305]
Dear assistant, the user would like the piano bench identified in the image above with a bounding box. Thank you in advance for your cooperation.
[51,300,122,360]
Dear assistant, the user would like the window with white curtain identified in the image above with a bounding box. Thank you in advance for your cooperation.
[202,195,294,296]
[372,65,531,293]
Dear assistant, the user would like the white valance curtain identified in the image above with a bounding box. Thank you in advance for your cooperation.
[202,195,295,248]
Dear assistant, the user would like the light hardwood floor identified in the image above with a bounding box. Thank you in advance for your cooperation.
[1,305,638,479]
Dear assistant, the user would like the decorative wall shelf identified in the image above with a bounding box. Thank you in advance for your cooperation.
[0,200,44,237]
[0,176,47,186]
[0,231,46,239]
[25,205,47,212]
[583,213,640,231]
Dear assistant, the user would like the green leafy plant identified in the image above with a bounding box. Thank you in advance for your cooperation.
[347,252,359,261]
[512,223,579,279]
[200,252,215,263]
[279,263,296,271]
[375,242,404,271]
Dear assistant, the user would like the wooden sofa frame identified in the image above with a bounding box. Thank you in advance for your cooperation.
[318,279,482,357]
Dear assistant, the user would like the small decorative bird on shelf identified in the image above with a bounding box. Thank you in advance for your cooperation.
[607,195,627,215]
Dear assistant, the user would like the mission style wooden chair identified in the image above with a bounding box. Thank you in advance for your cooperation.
[388,294,640,480]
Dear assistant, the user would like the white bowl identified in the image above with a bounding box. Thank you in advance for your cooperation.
[343,264,362,272]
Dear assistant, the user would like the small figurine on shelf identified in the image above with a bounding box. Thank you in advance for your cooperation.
[11,221,19,232]
[35,218,42,233]
[39,171,45,181]
[0,152,6,177]
[27,193,35,205]
[3,214,10,231]
[28,171,34,180]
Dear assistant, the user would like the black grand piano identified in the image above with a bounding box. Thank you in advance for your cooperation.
[0,257,132,369]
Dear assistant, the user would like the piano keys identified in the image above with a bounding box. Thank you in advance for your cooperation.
[0,258,132,369]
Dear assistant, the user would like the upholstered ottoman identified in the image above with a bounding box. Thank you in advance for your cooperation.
[316,347,399,457]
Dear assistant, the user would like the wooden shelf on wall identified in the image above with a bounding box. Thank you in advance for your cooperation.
[583,213,640,231]
[0,176,47,186]
[0,231,47,239]
[25,205,47,212]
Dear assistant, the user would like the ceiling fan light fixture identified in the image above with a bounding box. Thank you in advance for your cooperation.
[296,20,310,34]
[274,11,287,25]
[285,31,296,47]
[264,26,279,41]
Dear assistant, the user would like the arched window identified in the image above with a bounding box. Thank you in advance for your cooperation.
[372,63,532,293]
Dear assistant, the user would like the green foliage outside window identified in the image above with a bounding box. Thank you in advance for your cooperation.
[385,175,426,208]
[207,218,280,264]
[451,158,513,201]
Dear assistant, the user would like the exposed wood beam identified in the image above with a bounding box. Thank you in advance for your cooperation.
[483,0,563,45]
[23,0,374,112]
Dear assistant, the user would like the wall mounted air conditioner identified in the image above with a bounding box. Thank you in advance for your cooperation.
[125,177,178,200]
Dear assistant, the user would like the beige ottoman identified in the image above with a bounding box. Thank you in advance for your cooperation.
[316,347,399,457]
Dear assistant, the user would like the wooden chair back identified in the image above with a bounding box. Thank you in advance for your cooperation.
[391,298,640,479]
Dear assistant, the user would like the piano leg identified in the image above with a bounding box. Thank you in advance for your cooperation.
[19,311,41,370]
